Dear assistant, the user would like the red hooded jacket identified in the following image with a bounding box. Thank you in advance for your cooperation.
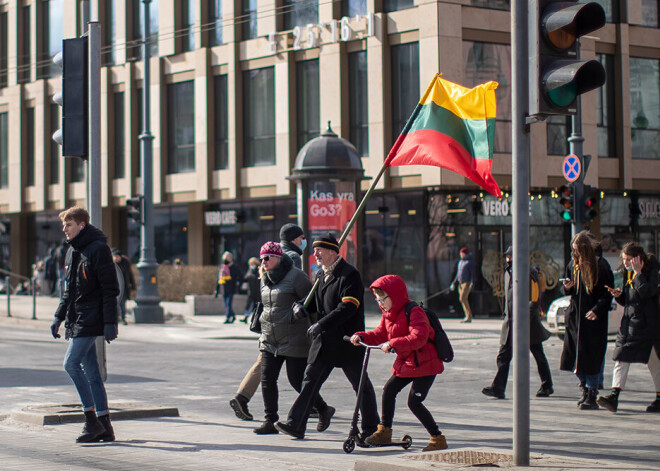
[355,275,444,378]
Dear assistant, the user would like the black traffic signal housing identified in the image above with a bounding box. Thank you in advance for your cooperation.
[52,37,89,158]
[530,1,607,117]
[127,196,143,224]
[558,184,574,222]
[580,185,598,223]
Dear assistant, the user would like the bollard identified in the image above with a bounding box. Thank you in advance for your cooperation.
[31,279,37,320]
[6,275,10,317]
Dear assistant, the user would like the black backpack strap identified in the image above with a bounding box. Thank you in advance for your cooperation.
[404,301,418,320]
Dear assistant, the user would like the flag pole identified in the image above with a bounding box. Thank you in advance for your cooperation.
[301,76,439,307]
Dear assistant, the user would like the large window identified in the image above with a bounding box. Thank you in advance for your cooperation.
[102,0,116,65]
[181,0,195,52]
[296,59,320,151]
[592,0,618,22]
[630,0,659,27]
[470,0,509,9]
[384,0,414,12]
[70,157,85,183]
[463,41,512,153]
[0,12,7,88]
[630,57,660,159]
[0,112,7,189]
[342,0,366,17]
[167,81,195,174]
[39,0,63,78]
[114,92,125,178]
[26,108,35,186]
[19,5,31,83]
[49,104,59,184]
[209,0,223,46]
[282,0,317,30]
[214,75,228,170]
[348,51,368,156]
[546,115,570,156]
[243,67,275,167]
[596,53,616,158]
[242,0,258,40]
[391,43,419,143]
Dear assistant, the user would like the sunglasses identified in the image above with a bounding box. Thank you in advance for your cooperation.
[261,256,271,262]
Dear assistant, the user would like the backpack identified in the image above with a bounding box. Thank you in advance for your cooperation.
[405,301,454,363]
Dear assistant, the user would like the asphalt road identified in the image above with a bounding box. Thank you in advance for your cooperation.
[0,303,659,470]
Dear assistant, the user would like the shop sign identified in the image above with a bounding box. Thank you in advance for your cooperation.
[307,182,358,277]
[267,14,375,54]
[638,198,660,220]
[483,199,510,217]
[204,210,237,226]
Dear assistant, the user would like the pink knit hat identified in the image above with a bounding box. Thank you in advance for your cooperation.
[260,241,283,259]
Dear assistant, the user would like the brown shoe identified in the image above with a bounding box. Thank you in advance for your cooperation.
[422,434,448,452]
[365,424,392,445]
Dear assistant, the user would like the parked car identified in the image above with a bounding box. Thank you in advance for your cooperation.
[546,270,624,340]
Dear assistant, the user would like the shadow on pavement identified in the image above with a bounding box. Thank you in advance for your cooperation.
[0,368,163,387]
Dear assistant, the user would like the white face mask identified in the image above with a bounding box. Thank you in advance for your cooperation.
[625,264,634,272]
[299,239,307,251]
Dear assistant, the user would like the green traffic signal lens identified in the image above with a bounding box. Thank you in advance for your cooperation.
[548,82,577,107]
[561,211,572,221]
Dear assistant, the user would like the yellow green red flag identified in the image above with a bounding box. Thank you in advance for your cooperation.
[385,74,501,197]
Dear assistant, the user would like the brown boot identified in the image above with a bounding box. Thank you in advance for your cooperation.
[365,424,392,445]
[422,434,448,452]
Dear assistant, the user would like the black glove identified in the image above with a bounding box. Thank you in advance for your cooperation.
[307,322,322,338]
[104,324,118,344]
[292,302,309,322]
[50,319,62,339]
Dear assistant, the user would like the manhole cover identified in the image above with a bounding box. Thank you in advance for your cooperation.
[407,450,513,465]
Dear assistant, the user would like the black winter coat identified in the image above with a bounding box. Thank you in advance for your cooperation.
[244,266,261,304]
[500,265,551,346]
[308,258,366,367]
[560,257,613,375]
[612,257,660,364]
[281,240,303,270]
[54,225,119,338]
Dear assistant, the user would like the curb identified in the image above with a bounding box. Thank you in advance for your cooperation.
[10,403,180,426]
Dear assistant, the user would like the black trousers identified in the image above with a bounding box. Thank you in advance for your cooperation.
[286,356,379,434]
[492,337,553,394]
[261,351,328,423]
[381,375,440,436]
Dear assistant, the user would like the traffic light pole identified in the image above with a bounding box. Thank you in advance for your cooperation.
[133,0,164,323]
[568,42,585,237]
[513,0,530,465]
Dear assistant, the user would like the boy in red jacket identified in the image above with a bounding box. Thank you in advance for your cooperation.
[351,274,447,452]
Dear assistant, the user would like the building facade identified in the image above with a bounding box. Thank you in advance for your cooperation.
[0,0,659,315]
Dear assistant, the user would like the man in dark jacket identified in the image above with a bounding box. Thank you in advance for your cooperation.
[215,251,242,323]
[50,206,119,443]
[482,247,553,399]
[112,248,136,325]
[280,223,306,270]
[275,234,379,440]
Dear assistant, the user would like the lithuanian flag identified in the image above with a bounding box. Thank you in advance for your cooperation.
[385,74,501,197]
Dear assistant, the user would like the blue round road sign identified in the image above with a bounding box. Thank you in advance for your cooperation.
[562,154,581,182]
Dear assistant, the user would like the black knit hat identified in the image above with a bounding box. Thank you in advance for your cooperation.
[280,223,304,242]
[312,233,340,253]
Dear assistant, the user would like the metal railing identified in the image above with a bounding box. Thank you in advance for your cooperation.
[0,268,37,319]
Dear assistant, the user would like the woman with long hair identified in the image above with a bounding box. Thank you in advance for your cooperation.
[597,242,660,413]
[560,230,613,409]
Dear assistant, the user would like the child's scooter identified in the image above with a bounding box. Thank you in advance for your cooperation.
[341,336,413,454]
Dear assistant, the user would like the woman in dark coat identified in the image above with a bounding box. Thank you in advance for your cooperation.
[597,242,660,413]
[560,231,613,410]
[240,257,261,323]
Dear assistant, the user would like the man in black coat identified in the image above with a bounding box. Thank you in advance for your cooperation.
[51,206,119,443]
[482,247,553,399]
[275,234,379,440]
[112,248,136,325]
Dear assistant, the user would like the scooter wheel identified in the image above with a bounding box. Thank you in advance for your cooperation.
[343,438,356,454]
[402,435,413,449]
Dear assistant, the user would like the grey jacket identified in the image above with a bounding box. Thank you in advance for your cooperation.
[259,254,314,358]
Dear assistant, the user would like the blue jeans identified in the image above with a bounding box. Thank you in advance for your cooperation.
[224,293,235,320]
[63,336,109,415]
[577,373,600,390]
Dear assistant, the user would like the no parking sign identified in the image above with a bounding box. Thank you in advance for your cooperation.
[562,154,581,182]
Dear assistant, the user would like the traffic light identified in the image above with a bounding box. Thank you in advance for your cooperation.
[558,184,574,222]
[580,185,598,222]
[127,196,143,224]
[52,37,89,158]
[530,1,607,117]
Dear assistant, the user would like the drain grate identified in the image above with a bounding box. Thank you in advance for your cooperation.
[407,450,513,465]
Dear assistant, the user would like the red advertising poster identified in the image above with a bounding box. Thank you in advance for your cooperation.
[307,181,357,278]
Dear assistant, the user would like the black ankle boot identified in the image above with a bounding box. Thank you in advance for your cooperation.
[90,414,115,442]
[579,388,599,410]
[76,411,106,443]
[577,382,587,407]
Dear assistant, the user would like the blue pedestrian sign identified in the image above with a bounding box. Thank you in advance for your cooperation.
[562,154,581,182]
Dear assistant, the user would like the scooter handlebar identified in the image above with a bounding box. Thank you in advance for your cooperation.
[343,335,393,351]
